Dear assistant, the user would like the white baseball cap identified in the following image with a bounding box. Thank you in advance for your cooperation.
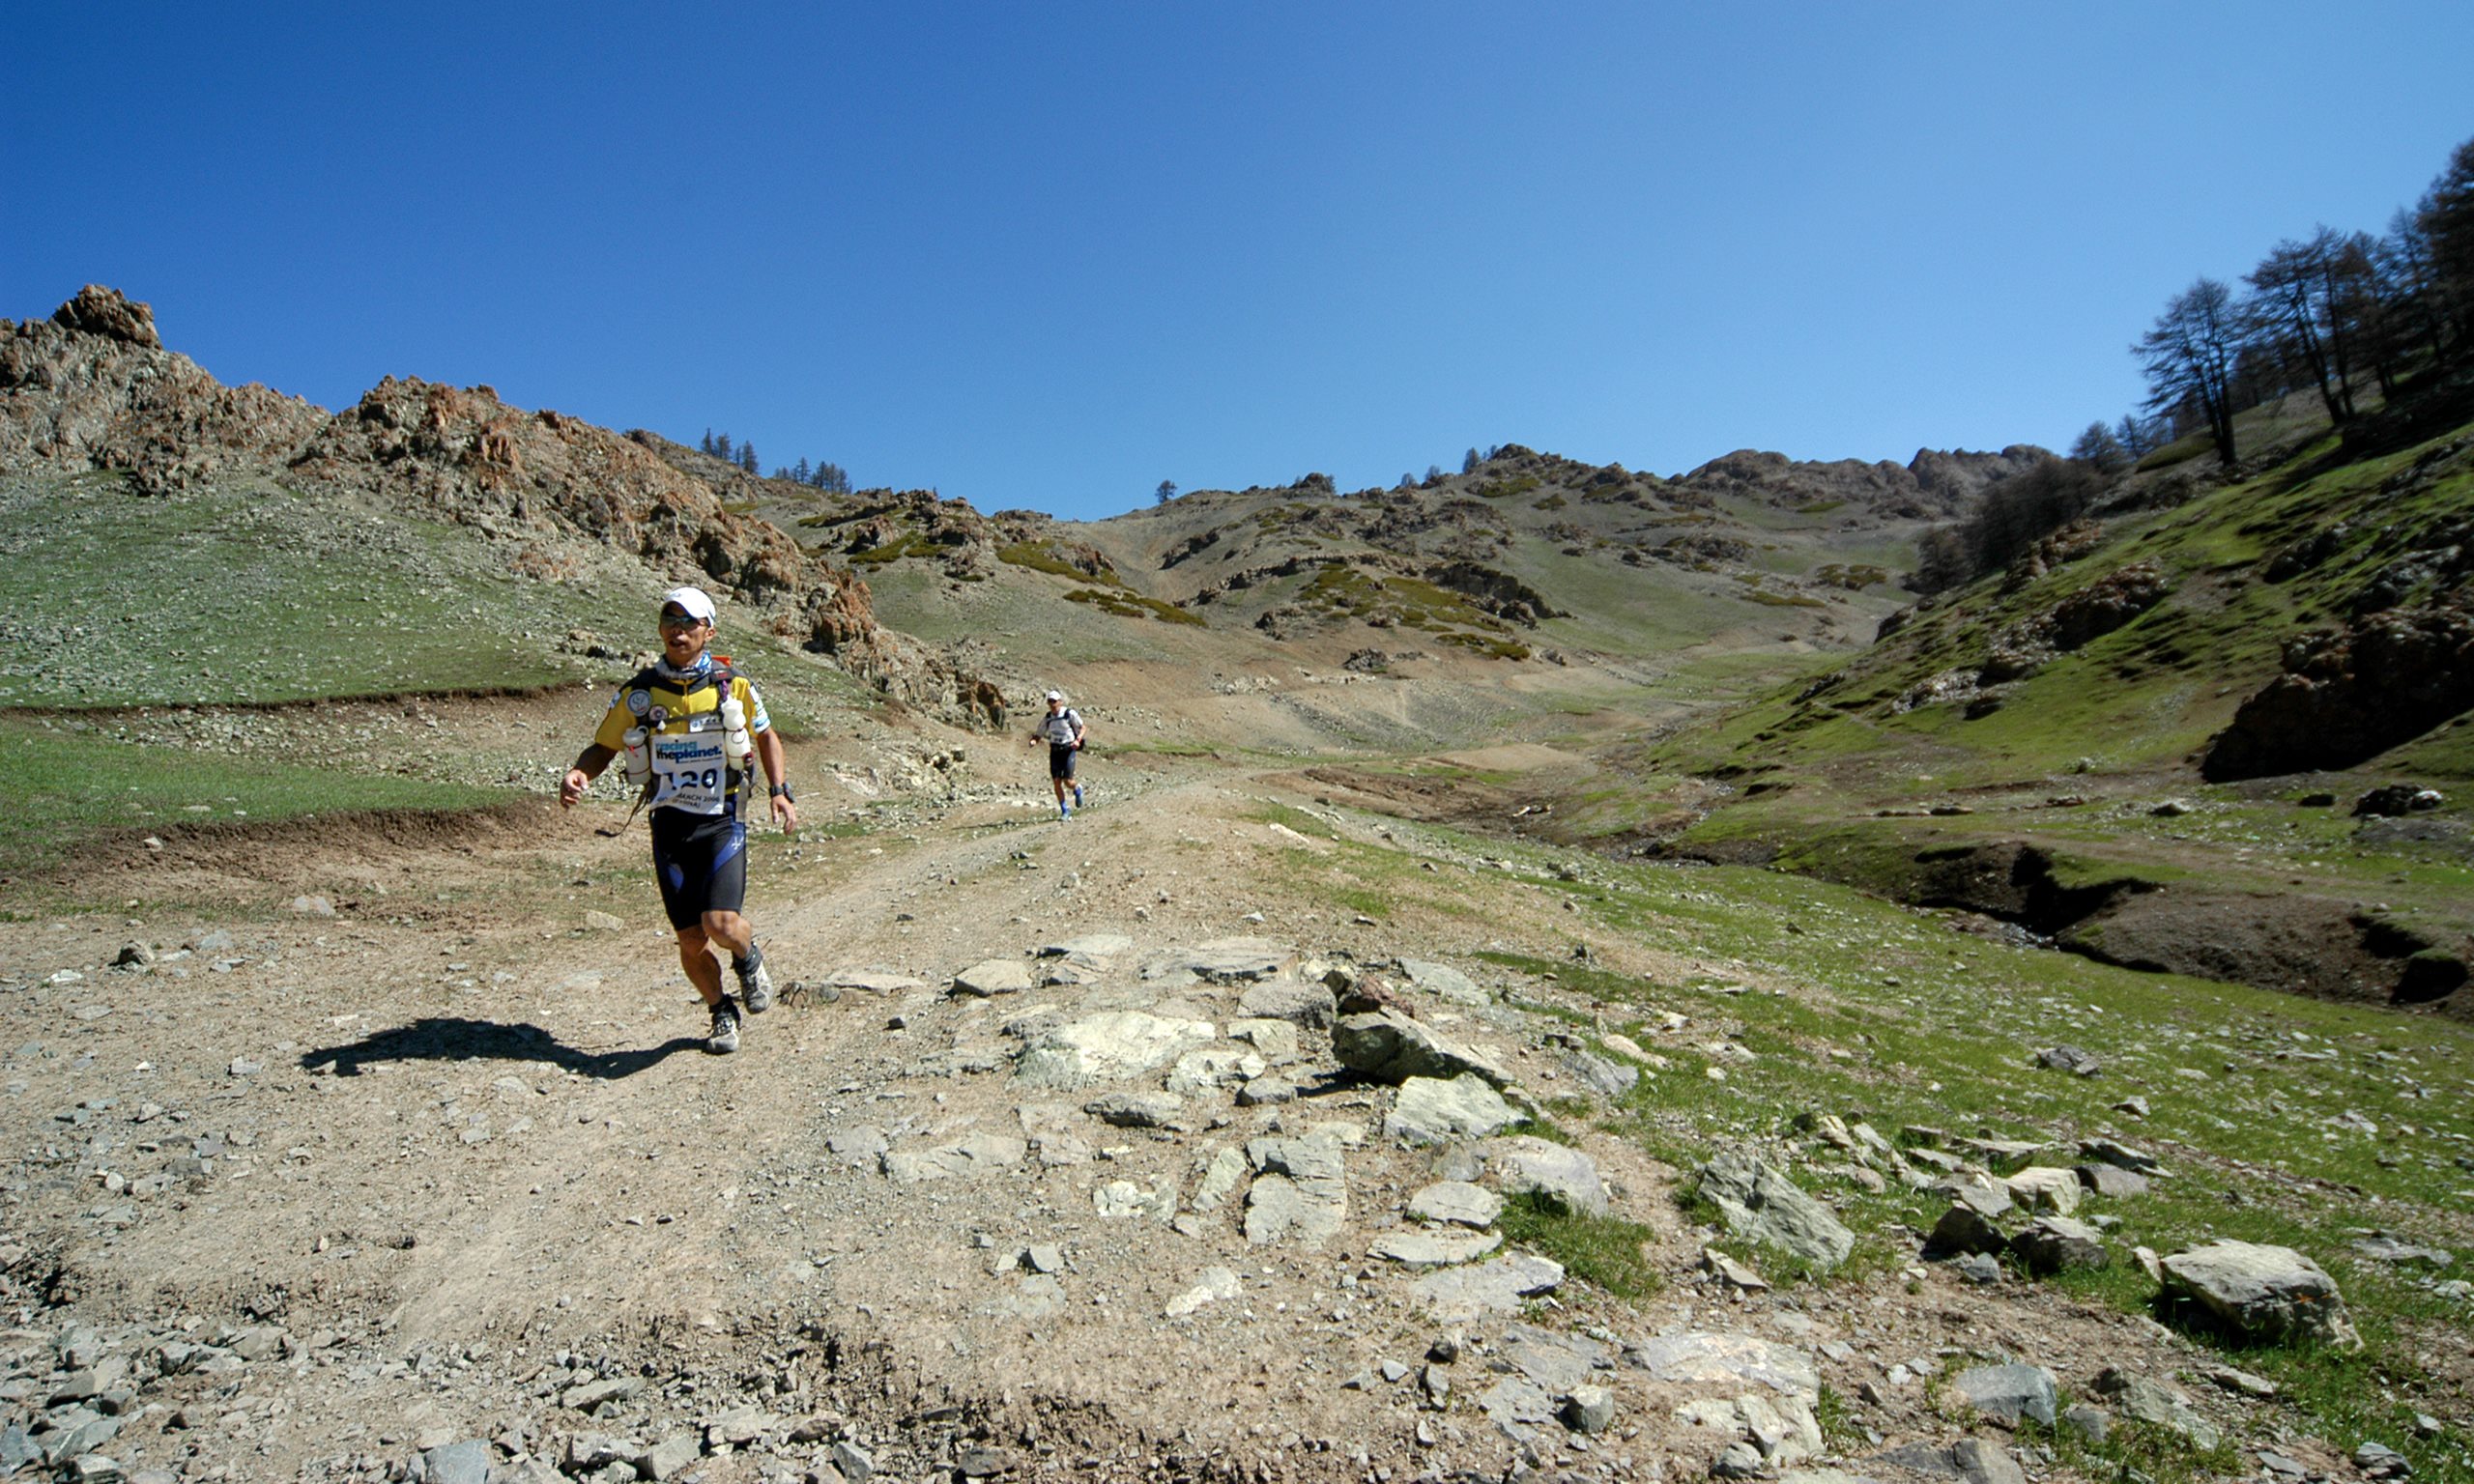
[660,586,717,623]
[1045,689,1063,701]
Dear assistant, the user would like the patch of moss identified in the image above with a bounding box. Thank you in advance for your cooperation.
[1063,588,1205,625]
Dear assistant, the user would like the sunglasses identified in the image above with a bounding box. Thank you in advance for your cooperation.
[659,612,707,630]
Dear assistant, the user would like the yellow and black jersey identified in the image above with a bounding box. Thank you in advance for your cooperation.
[591,659,770,817]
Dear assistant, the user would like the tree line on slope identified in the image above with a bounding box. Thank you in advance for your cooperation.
[1914,134,2474,594]
[2105,134,2474,472]
[698,429,852,494]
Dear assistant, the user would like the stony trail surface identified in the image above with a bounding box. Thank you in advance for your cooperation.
[0,768,2312,1483]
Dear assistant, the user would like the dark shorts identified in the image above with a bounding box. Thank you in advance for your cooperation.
[649,809,747,931]
[1049,744,1079,782]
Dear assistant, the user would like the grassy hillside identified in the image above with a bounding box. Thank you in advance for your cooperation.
[1611,404,2474,1013]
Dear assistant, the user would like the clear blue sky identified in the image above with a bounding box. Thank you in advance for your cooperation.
[6,3,2469,521]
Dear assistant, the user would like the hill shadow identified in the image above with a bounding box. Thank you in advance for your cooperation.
[299,1016,701,1080]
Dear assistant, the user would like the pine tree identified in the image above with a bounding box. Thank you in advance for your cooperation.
[739,442,759,473]
[714,433,734,463]
[700,429,716,456]
[793,457,811,485]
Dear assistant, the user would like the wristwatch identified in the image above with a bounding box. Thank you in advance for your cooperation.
[769,782,797,802]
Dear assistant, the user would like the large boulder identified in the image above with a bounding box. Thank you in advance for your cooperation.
[1695,1148,1854,1270]
[1333,1011,1514,1089]
[2160,1240,2360,1348]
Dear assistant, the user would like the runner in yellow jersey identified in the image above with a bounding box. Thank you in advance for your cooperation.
[559,586,797,1053]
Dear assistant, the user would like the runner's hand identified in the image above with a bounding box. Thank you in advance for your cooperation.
[560,768,589,808]
[771,793,799,833]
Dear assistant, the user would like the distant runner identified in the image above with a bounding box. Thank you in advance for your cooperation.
[1027,688,1086,820]
[559,586,797,1054]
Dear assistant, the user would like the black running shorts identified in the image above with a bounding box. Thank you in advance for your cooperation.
[649,809,748,931]
[1049,743,1079,782]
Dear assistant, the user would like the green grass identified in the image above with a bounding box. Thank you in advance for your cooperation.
[0,717,504,872]
[997,541,1125,585]
[1063,587,1206,625]
[1494,1190,1659,1300]
[1387,816,2474,1480]
[0,472,663,707]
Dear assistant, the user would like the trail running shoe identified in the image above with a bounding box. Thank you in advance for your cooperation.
[736,946,774,1013]
[707,996,742,1054]
[1072,784,1084,809]
[1060,805,1072,820]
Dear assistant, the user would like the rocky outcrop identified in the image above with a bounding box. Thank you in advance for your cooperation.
[1,289,1002,726]
[1424,560,1563,624]
[2202,597,2474,780]
[50,284,161,349]
[1,297,325,492]
[1676,445,2049,520]
[1980,561,2172,682]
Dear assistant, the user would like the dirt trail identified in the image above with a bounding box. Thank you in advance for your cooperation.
[0,763,2229,1483]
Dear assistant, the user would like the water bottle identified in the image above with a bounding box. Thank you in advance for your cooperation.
[720,695,753,769]
[621,727,649,786]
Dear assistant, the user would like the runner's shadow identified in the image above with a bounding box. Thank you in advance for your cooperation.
[298,1017,701,1080]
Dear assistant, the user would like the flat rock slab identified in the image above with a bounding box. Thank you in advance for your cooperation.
[2005,1166,2083,1214]
[2096,1370,2221,1450]
[1561,1048,1639,1099]
[1082,1091,1186,1128]
[1165,1267,1241,1317]
[882,1133,1028,1183]
[1244,1173,1344,1246]
[1956,1136,2047,1169]
[1368,1229,1503,1268]
[1482,1135,1609,1216]
[1014,1011,1216,1090]
[1166,1046,1266,1096]
[1243,1134,1348,1246]
[1934,1171,2014,1218]
[2078,1163,2150,1199]
[823,968,926,993]
[1141,939,1296,984]
[1041,934,1135,960]
[1500,1323,1611,1392]
[1412,1253,1565,1319]
[2161,1239,2360,1347]
[1478,1376,1559,1443]
[951,958,1034,996]
[1227,1017,1301,1060]
[1696,1147,1854,1269]
[1235,979,1338,1028]
[1388,1074,1518,1146]
[1625,1330,1818,1398]
[1407,1180,1504,1229]
[1396,958,1487,1005]
[1952,1363,2058,1428]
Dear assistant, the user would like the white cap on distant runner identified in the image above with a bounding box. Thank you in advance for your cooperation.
[660,586,717,623]
[1045,689,1063,701]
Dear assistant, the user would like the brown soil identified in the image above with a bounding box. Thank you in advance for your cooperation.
[0,752,2285,1484]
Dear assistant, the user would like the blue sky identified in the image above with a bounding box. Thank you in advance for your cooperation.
[6,3,2470,521]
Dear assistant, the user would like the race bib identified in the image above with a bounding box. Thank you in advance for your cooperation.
[649,727,730,814]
